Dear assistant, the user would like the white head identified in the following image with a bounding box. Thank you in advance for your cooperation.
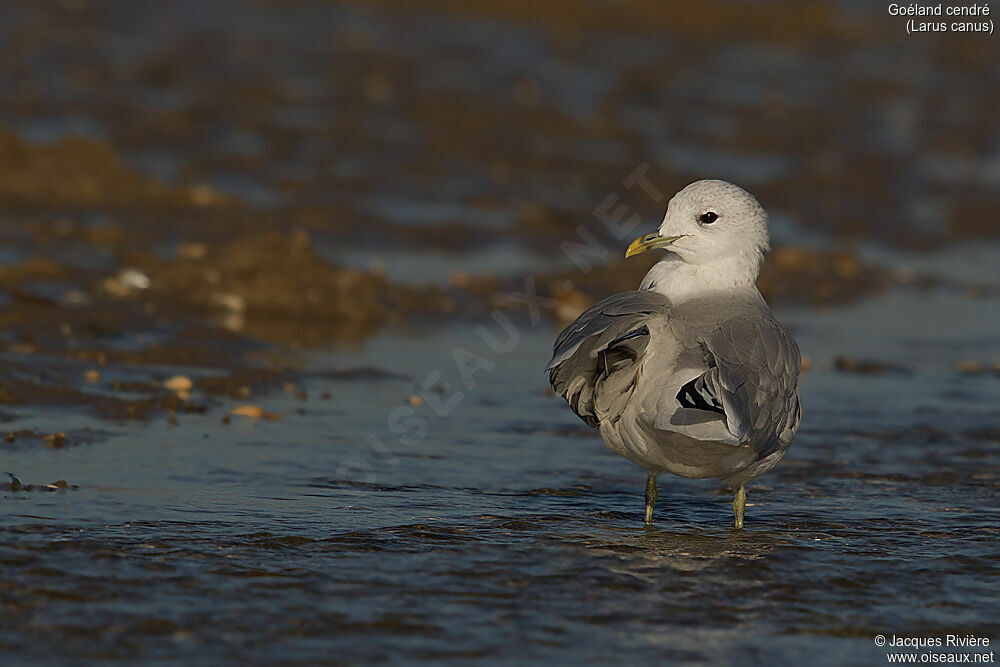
[625,180,770,298]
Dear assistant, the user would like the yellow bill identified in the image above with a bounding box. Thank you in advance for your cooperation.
[625,233,685,258]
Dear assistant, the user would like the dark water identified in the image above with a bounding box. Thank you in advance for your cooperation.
[1,0,999,664]
[4,288,1000,664]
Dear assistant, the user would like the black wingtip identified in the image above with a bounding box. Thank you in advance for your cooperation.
[676,376,725,414]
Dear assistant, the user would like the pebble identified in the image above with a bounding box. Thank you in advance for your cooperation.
[164,375,193,391]
[230,405,282,421]
[42,432,66,448]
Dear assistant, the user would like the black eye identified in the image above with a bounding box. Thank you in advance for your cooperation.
[699,211,718,224]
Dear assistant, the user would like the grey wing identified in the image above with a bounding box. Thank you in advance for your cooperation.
[547,291,671,427]
[683,313,802,458]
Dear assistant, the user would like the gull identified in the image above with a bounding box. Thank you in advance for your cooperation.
[547,180,801,528]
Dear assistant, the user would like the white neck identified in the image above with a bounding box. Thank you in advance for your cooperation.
[639,250,763,303]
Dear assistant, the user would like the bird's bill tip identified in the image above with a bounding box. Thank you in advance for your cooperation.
[625,233,682,258]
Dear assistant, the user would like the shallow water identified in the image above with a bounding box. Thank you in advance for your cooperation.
[3,287,999,664]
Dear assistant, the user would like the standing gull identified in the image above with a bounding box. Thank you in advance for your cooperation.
[547,180,801,528]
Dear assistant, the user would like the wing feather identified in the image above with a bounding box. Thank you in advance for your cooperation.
[700,313,801,457]
[547,291,670,427]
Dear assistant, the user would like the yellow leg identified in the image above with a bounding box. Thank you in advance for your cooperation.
[644,474,658,525]
[733,484,746,529]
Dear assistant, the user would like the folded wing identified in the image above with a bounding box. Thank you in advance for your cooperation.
[676,313,802,458]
